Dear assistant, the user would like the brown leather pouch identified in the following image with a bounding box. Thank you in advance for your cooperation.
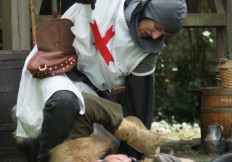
[27,18,77,78]
[36,18,76,53]
[27,51,77,78]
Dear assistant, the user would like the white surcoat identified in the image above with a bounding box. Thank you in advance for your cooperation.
[16,0,148,138]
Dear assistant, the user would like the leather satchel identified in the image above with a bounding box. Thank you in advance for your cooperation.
[36,18,76,54]
[27,51,77,78]
[27,18,77,78]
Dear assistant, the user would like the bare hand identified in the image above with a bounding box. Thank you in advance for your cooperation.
[103,154,132,162]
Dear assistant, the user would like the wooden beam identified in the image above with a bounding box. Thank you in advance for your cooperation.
[184,13,226,27]
[214,0,225,13]
[208,0,217,12]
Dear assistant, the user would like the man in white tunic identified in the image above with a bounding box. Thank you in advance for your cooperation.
[16,0,187,161]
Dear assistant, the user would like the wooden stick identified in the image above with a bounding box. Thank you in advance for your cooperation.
[29,0,36,45]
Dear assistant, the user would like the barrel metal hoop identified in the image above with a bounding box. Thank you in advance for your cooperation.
[203,88,232,95]
[201,107,232,113]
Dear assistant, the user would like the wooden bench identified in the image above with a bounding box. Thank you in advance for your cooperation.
[0,50,28,162]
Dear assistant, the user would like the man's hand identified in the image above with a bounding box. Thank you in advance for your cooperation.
[95,154,134,162]
[74,0,96,10]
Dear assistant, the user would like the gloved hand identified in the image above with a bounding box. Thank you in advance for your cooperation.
[73,0,96,10]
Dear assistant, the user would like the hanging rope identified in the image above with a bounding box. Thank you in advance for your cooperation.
[29,0,36,45]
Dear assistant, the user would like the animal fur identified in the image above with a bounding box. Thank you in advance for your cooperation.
[50,134,195,162]
[50,134,117,162]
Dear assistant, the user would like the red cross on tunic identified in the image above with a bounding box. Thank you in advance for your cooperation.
[90,20,115,65]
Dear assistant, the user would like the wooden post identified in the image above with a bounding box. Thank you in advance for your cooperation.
[215,0,232,59]
[0,1,2,27]
[30,0,36,45]
[214,0,227,60]
[2,0,30,50]
[225,0,232,55]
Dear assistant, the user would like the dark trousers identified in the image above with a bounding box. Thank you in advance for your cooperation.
[38,92,123,161]
[118,74,155,159]
[37,90,80,160]
[69,93,123,139]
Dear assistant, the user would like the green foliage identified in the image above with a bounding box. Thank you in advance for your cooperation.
[154,55,201,124]
[154,28,217,124]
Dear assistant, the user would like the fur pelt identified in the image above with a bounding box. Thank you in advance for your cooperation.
[50,134,117,162]
[49,134,195,162]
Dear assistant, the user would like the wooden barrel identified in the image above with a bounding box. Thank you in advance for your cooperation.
[201,87,232,143]
[0,50,28,161]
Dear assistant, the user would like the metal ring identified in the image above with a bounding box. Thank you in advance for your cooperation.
[129,157,138,162]
[39,64,47,71]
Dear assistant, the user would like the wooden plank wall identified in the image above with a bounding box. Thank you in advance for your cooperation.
[0,50,29,161]
[1,0,30,50]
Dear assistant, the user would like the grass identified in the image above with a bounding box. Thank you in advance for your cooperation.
[151,120,222,161]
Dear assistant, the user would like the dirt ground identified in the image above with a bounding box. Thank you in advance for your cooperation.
[160,138,222,162]
[151,121,225,162]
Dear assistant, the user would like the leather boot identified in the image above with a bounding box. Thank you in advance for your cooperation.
[114,116,166,157]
